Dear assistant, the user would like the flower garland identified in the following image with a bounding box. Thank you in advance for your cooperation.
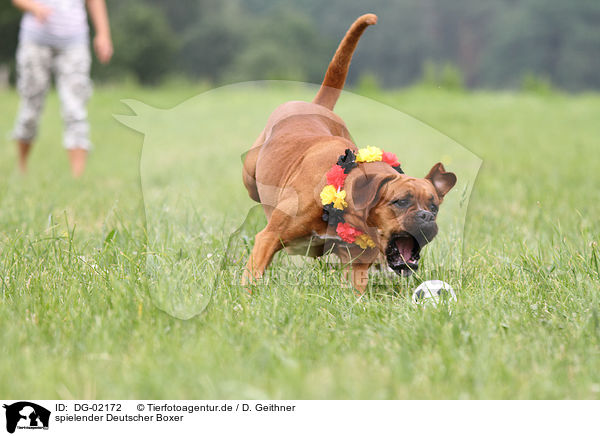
[320,146,403,249]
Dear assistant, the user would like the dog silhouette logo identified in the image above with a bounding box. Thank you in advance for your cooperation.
[3,402,50,433]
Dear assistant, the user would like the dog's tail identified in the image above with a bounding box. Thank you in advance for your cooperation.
[312,13,377,110]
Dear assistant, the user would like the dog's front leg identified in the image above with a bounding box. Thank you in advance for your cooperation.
[336,246,375,295]
[346,261,371,295]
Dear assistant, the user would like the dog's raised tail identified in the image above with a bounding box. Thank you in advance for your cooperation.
[312,14,377,110]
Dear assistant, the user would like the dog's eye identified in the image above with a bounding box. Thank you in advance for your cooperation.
[392,198,411,208]
[430,203,439,214]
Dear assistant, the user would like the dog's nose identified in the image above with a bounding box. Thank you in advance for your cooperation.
[404,210,438,248]
[415,210,435,223]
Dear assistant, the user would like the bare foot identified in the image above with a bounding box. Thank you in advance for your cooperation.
[17,140,32,173]
[68,148,88,178]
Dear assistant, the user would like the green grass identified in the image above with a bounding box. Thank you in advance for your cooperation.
[0,82,599,399]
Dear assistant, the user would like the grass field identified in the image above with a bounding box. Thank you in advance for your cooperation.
[0,82,599,399]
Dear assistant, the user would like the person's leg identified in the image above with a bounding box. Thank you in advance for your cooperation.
[17,140,32,173]
[12,42,52,173]
[53,44,93,178]
[68,148,87,178]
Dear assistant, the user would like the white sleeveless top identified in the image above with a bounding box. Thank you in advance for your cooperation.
[20,0,89,47]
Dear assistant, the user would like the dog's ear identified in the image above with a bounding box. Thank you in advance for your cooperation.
[346,163,395,213]
[426,162,456,198]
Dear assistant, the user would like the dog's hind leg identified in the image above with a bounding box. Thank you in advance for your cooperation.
[242,203,314,286]
[242,149,260,202]
[242,130,266,203]
[242,226,282,286]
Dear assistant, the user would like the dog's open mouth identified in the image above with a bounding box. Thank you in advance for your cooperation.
[385,232,421,276]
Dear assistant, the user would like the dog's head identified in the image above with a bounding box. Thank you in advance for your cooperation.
[345,161,456,276]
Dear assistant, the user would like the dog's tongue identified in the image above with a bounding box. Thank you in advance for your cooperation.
[395,237,414,262]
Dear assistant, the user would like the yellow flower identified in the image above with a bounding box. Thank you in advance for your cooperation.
[320,185,348,210]
[356,146,383,163]
[355,234,376,249]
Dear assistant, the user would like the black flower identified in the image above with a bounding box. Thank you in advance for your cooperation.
[322,203,345,226]
[337,149,358,174]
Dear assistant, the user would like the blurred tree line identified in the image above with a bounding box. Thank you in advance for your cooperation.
[1,0,599,90]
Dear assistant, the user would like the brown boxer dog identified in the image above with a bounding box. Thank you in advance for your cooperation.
[242,13,456,292]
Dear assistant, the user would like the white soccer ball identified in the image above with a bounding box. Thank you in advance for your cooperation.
[412,280,457,307]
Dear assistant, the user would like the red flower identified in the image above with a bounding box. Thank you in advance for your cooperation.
[326,164,348,190]
[336,222,363,243]
[382,151,400,168]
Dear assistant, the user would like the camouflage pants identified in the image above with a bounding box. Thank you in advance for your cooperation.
[13,41,92,150]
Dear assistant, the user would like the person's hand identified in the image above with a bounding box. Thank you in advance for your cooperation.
[93,33,113,64]
[32,3,52,23]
